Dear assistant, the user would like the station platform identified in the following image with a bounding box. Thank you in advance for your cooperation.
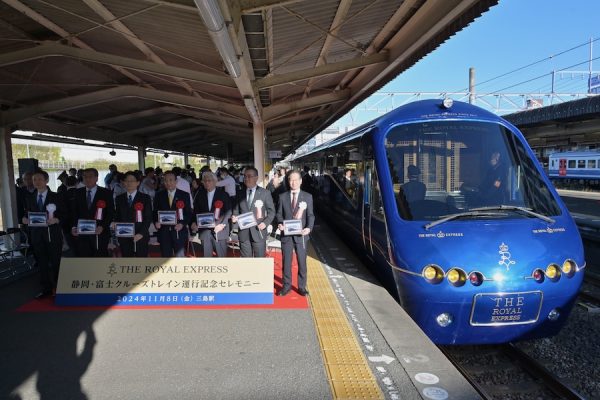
[0,223,479,400]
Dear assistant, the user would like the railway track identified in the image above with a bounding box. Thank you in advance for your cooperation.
[440,343,586,399]
[579,271,600,310]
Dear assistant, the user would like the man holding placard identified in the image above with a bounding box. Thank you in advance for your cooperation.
[71,168,114,257]
[22,169,66,298]
[276,170,315,296]
[191,171,231,257]
[232,166,275,257]
[154,170,192,257]
[114,171,153,257]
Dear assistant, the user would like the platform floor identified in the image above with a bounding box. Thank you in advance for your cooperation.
[0,224,479,400]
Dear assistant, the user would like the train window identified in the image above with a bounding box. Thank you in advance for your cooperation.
[578,160,586,168]
[568,160,576,168]
[371,167,384,219]
[384,120,561,221]
[588,160,596,169]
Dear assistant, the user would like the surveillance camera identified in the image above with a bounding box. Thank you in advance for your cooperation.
[164,153,169,158]
[109,150,116,156]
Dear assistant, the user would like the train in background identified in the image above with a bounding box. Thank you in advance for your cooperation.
[292,99,585,345]
[548,151,600,191]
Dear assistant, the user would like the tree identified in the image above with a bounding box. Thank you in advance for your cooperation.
[12,143,61,161]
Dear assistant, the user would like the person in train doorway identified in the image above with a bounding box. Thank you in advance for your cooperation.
[71,168,114,257]
[401,165,426,203]
[22,169,66,298]
[153,170,193,257]
[276,170,315,297]
[191,171,232,257]
[232,166,275,257]
[113,171,153,257]
[480,151,507,206]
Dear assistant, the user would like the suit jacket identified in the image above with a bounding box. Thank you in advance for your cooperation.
[153,188,193,226]
[193,187,232,238]
[71,186,114,236]
[115,191,153,238]
[277,190,315,244]
[234,186,275,242]
[24,189,66,243]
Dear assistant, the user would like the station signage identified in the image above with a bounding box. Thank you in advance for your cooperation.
[55,258,274,306]
[268,150,282,159]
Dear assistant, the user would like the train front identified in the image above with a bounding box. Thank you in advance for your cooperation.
[376,100,585,345]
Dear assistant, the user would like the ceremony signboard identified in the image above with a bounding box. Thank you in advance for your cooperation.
[55,258,274,306]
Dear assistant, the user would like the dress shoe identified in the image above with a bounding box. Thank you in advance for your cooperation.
[277,287,291,296]
[35,290,52,299]
[297,288,309,296]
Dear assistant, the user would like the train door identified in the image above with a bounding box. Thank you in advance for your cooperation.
[363,160,374,259]
[559,158,566,176]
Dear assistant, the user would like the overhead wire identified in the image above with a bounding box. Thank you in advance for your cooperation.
[459,37,600,92]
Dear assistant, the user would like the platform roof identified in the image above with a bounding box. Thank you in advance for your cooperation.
[504,95,600,148]
[0,0,497,162]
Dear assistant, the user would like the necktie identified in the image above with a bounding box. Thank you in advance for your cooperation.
[247,189,254,206]
[168,192,173,207]
[37,194,44,210]
[291,192,297,210]
[128,194,133,207]
[87,190,92,209]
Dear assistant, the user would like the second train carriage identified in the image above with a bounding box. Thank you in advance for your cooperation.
[292,99,585,344]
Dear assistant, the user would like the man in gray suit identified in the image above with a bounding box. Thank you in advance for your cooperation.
[232,166,275,257]
[277,170,315,296]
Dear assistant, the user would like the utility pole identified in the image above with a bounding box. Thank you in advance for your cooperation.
[469,67,475,104]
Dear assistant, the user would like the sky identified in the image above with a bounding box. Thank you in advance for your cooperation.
[332,0,600,129]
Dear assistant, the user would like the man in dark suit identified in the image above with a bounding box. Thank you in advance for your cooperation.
[71,168,114,257]
[191,172,232,257]
[154,170,192,257]
[22,169,66,298]
[114,171,153,257]
[232,166,275,257]
[277,170,315,296]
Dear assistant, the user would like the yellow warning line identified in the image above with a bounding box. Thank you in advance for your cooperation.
[306,244,384,400]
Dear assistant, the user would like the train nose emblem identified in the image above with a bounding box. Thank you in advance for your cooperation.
[498,243,516,271]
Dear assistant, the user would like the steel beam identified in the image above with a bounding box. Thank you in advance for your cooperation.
[263,89,350,121]
[2,86,249,125]
[256,53,387,90]
[0,42,235,88]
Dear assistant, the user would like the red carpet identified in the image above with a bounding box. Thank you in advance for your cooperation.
[16,248,309,312]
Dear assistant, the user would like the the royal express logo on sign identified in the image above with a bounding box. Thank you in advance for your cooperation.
[55,258,274,306]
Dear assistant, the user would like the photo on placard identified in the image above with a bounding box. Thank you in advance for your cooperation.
[197,213,216,228]
[115,223,135,238]
[77,219,97,235]
[237,211,257,230]
[283,219,303,235]
[158,210,177,225]
[28,212,48,227]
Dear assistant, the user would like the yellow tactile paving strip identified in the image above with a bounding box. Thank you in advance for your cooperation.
[306,244,384,400]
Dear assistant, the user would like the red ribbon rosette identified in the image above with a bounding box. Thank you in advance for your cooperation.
[175,200,185,220]
[95,199,106,220]
[214,200,223,219]
[134,202,144,222]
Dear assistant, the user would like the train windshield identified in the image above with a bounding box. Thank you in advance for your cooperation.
[385,121,561,221]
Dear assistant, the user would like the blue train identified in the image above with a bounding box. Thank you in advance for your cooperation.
[292,99,585,345]
[548,151,600,190]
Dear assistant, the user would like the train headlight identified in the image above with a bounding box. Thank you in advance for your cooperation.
[436,313,453,327]
[422,264,444,284]
[532,268,545,283]
[447,268,466,287]
[545,264,561,281]
[561,260,576,277]
[468,272,483,286]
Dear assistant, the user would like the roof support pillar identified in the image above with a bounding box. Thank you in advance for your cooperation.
[138,147,146,171]
[253,121,265,186]
[183,153,189,169]
[0,127,17,230]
